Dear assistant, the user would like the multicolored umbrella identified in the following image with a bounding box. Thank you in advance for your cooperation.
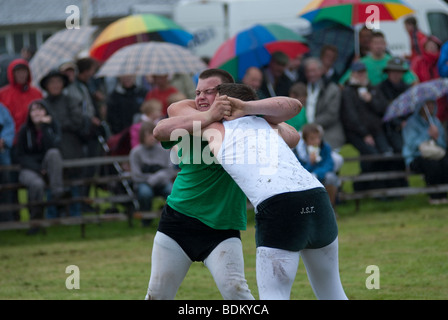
[383,78,448,122]
[96,42,207,78]
[209,23,309,81]
[90,14,193,62]
[30,26,98,87]
[299,0,414,56]
[299,0,415,29]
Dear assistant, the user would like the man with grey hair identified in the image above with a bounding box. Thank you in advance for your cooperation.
[303,57,345,151]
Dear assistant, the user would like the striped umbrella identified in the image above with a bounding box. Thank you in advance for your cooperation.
[299,0,414,56]
[90,14,193,62]
[96,42,207,78]
[29,26,98,86]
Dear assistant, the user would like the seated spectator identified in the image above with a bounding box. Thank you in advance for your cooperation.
[374,57,412,153]
[295,124,339,210]
[0,103,15,222]
[144,74,179,117]
[411,36,442,83]
[130,99,163,149]
[438,40,448,78]
[402,100,448,204]
[106,75,147,135]
[16,100,65,221]
[130,121,177,224]
[0,103,14,166]
[286,82,308,132]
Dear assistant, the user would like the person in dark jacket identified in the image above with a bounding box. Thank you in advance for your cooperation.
[106,75,147,135]
[40,69,84,160]
[16,100,64,220]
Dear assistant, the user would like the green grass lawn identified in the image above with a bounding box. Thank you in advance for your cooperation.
[0,199,447,300]
[1,145,447,300]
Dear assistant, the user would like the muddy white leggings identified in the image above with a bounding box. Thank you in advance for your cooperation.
[256,237,348,300]
[145,232,254,300]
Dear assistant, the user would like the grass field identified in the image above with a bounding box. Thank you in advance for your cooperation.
[1,145,447,300]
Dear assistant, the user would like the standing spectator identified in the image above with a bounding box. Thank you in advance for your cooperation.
[411,36,442,83]
[106,75,147,135]
[130,121,177,224]
[402,100,448,204]
[339,32,418,86]
[320,45,340,85]
[284,52,306,84]
[68,58,103,205]
[296,124,340,210]
[0,59,43,138]
[0,103,15,222]
[241,67,263,92]
[259,51,293,98]
[40,69,84,217]
[303,57,345,151]
[404,16,428,63]
[341,61,392,155]
[286,82,308,132]
[40,70,84,160]
[144,74,179,117]
[16,100,65,221]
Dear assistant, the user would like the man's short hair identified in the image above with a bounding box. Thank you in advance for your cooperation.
[217,83,258,101]
[199,69,235,84]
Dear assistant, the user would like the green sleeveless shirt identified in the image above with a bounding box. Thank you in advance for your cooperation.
[162,135,247,230]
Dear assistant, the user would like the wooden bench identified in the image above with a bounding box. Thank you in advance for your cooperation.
[338,153,448,211]
[0,156,162,236]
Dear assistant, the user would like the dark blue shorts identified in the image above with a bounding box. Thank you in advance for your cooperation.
[255,188,338,252]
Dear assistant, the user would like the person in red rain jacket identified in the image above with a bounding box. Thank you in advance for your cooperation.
[0,59,43,138]
[411,36,442,83]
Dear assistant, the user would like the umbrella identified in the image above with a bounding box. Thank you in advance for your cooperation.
[298,0,414,56]
[383,78,448,122]
[89,14,193,62]
[96,42,207,78]
[29,26,98,86]
[209,23,309,81]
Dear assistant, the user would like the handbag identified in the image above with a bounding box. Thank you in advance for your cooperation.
[419,140,446,160]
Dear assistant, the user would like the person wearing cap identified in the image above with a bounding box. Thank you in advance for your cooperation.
[40,69,85,217]
[0,59,43,138]
[341,61,395,190]
[339,31,418,86]
[259,51,294,98]
[374,57,414,153]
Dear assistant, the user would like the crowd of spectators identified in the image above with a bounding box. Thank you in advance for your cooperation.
[2,16,448,224]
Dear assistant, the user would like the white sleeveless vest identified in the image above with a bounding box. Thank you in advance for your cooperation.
[217,116,323,209]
